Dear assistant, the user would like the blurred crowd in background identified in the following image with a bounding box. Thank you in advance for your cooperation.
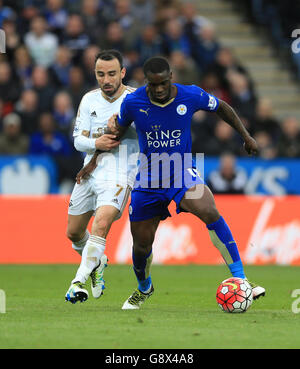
[235,0,300,73]
[0,0,299,192]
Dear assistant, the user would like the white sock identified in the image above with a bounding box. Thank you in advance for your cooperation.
[72,230,90,256]
[72,235,106,284]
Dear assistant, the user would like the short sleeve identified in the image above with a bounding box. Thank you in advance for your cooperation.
[117,96,134,127]
[73,94,90,137]
[192,85,219,112]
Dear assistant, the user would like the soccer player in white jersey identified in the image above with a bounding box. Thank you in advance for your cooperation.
[65,50,138,303]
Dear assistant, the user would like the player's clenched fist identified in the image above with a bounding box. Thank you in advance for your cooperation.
[243,136,259,156]
[95,134,120,151]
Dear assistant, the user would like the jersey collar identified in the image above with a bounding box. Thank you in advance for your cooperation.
[101,84,126,103]
[147,84,178,107]
[149,97,175,107]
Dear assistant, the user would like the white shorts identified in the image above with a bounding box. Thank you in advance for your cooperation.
[68,177,132,220]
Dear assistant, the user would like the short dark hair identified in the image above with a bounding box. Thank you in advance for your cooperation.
[95,49,123,69]
[143,56,170,76]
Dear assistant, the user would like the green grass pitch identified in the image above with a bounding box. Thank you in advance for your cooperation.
[0,264,299,349]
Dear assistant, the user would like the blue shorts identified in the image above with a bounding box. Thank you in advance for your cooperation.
[129,168,204,222]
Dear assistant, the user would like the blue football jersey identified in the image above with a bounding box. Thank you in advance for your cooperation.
[117,83,219,189]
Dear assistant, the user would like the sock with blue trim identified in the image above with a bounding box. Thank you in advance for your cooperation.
[206,216,245,279]
[132,248,153,293]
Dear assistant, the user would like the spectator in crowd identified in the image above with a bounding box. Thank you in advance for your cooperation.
[81,0,109,45]
[0,61,21,115]
[63,0,82,13]
[155,0,181,31]
[31,66,56,112]
[0,112,29,154]
[18,3,41,36]
[29,111,71,156]
[200,71,231,104]
[66,66,89,111]
[208,47,253,93]
[204,119,241,156]
[134,25,163,65]
[2,17,21,61]
[29,112,80,184]
[206,152,247,194]
[191,22,220,73]
[161,17,191,57]
[13,45,34,90]
[278,116,300,158]
[52,91,75,136]
[131,0,155,26]
[0,0,16,28]
[15,89,40,135]
[43,0,68,40]
[80,45,100,88]
[24,15,59,67]
[62,14,91,64]
[49,45,73,87]
[99,21,128,53]
[181,0,212,42]
[169,50,201,85]
[253,130,278,159]
[252,97,282,142]
[227,71,257,121]
[191,110,217,154]
[127,65,145,88]
[113,0,144,47]
[121,49,141,84]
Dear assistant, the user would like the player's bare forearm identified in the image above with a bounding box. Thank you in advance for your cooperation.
[216,100,250,140]
[76,150,99,184]
[216,99,258,155]
[76,138,119,183]
[107,113,128,139]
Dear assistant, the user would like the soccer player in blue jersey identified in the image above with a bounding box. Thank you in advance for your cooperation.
[77,56,265,309]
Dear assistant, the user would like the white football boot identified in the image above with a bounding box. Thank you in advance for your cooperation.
[90,254,108,298]
[122,285,154,310]
[65,281,89,304]
[245,279,266,300]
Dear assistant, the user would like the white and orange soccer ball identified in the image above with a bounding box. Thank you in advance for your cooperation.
[216,277,253,313]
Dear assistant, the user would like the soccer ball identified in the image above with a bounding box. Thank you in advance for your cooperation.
[216,277,253,313]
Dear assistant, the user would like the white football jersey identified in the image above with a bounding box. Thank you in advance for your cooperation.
[73,86,139,187]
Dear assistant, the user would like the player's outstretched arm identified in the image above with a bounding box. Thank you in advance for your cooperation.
[216,99,258,156]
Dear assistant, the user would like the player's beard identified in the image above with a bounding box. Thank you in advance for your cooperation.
[102,79,122,98]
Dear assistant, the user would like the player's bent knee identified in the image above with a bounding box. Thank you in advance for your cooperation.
[66,229,84,243]
[131,218,159,250]
[200,205,220,225]
[132,230,155,250]
[133,241,152,256]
